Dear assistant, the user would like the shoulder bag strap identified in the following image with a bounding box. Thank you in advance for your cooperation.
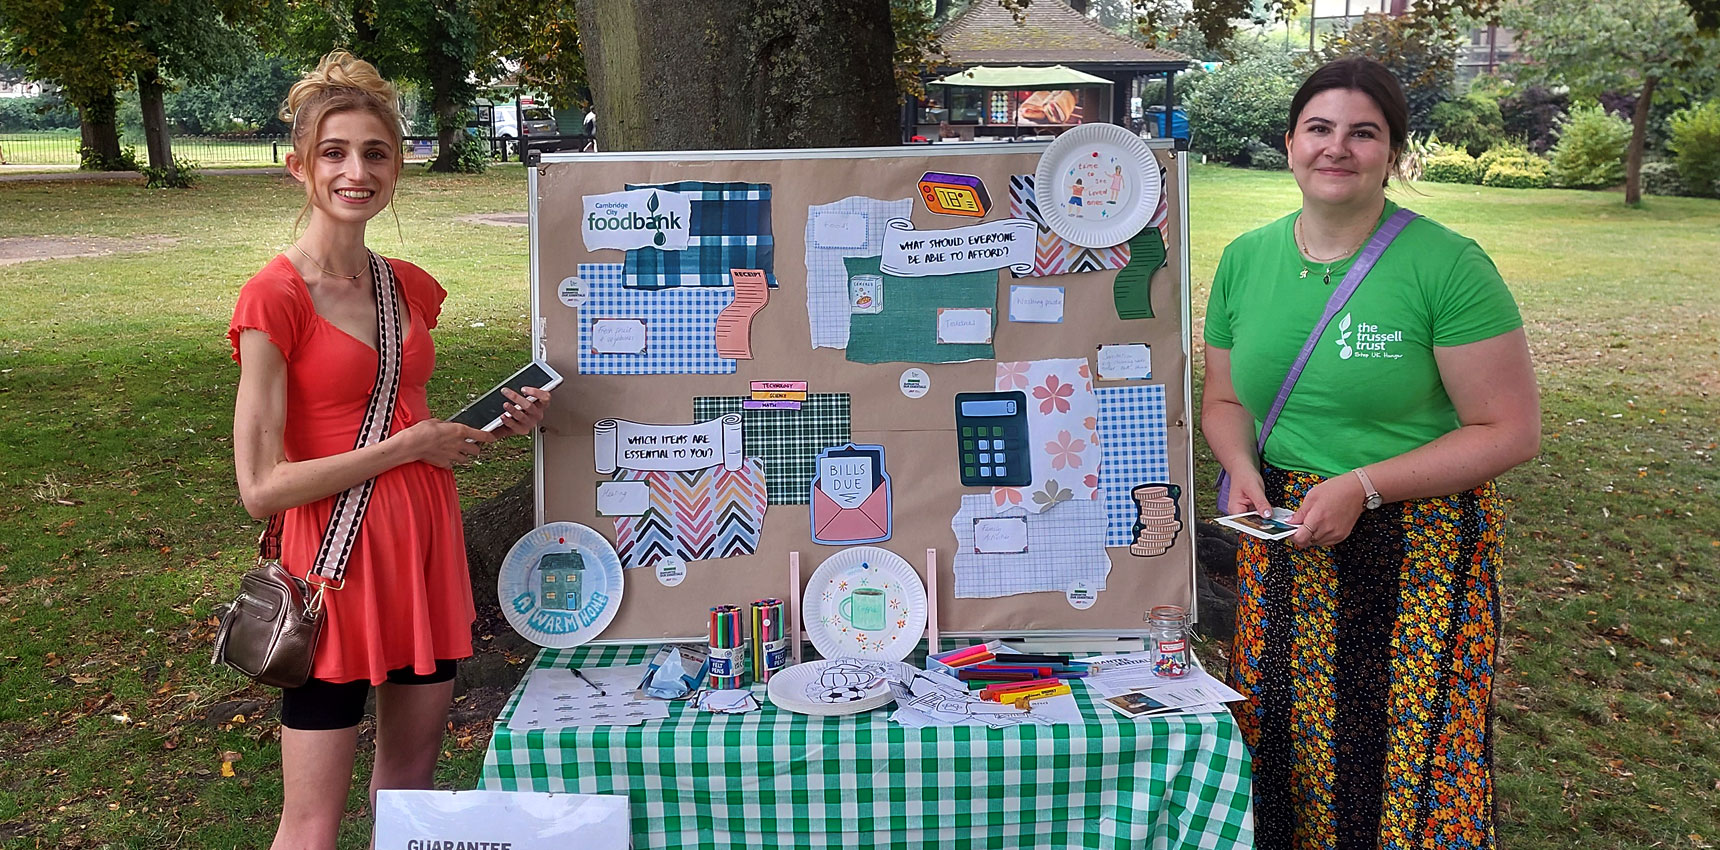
[1217,208,1418,506]
[260,251,406,588]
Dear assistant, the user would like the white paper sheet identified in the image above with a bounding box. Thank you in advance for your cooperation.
[506,665,668,731]
[888,671,1078,728]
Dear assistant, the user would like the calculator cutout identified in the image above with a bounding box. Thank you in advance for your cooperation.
[954,391,1033,487]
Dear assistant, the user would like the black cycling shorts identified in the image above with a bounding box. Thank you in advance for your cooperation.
[279,659,458,731]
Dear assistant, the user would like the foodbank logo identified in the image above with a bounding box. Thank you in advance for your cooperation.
[586,191,682,246]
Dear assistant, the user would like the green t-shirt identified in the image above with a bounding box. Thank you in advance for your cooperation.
[1204,202,1523,478]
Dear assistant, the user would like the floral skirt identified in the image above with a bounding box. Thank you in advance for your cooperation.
[1228,465,1503,850]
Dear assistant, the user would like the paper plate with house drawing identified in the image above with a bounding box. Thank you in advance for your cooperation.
[1033,122,1161,249]
[803,546,927,663]
[498,522,624,648]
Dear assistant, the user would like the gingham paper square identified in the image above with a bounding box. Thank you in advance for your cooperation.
[692,394,851,505]
[576,263,737,375]
[624,181,776,290]
[1096,383,1171,545]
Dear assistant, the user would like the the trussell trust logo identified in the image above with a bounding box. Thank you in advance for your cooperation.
[1333,313,1404,360]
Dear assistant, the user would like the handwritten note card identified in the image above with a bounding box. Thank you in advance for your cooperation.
[809,211,868,249]
[1095,343,1152,380]
[591,319,648,354]
[1008,285,1065,323]
[937,308,993,345]
[595,481,651,517]
[973,516,1030,554]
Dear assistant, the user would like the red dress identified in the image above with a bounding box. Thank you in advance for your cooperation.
[228,254,474,684]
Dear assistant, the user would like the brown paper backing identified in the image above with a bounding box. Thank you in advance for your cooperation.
[532,145,1192,642]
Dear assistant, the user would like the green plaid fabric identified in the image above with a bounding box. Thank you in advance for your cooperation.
[624,181,776,290]
[479,645,1255,849]
[693,394,851,505]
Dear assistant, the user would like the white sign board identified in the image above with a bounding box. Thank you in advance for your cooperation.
[373,789,629,850]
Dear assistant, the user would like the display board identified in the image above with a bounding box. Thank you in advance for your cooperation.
[528,142,1193,643]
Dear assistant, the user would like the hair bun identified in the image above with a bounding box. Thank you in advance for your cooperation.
[280,50,401,128]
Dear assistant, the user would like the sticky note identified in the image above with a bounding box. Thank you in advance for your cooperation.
[973,516,1029,554]
[936,308,993,345]
[596,481,651,516]
[1008,285,1065,323]
[1095,343,1152,380]
[810,211,868,249]
[591,319,648,354]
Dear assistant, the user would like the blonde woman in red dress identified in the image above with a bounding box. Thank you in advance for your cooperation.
[229,51,550,849]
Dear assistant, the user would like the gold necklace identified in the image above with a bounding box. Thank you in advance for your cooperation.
[1295,216,1369,285]
[291,244,366,281]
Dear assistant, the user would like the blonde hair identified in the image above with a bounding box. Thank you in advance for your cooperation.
[281,51,405,230]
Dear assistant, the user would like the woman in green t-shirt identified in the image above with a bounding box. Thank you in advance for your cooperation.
[1201,57,1540,849]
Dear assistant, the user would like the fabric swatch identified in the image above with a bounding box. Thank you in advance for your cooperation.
[1096,384,1170,546]
[1008,174,1130,277]
[610,459,767,569]
[950,494,1111,598]
[843,255,996,365]
[623,181,775,290]
[805,196,915,349]
[576,263,736,375]
[692,394,851,505]
[991,358,1101,514]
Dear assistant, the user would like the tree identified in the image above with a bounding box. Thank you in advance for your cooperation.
[1310,13,1463,136]
[282,0,493,173]
[124,0,266,181]
[1504,0,1717,203]
[472,0,586,108]
[0,0,143,169]
[572,0,899,151]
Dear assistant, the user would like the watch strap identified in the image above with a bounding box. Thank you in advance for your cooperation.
[1353,467,1382,509]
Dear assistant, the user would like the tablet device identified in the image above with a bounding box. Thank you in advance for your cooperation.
[448,359,564,432]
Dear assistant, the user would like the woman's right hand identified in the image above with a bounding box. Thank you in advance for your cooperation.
[402,419,495,468]
[1224,466,1273,517]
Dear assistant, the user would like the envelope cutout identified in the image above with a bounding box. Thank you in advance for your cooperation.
[810,444,892,545]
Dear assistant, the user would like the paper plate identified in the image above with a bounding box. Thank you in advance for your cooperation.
[803,546,927,663]
[766,658,916,716]
[1033,123,1162,249]
[498,522,624,648]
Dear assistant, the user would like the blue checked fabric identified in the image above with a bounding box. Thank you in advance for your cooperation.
[478,644,1255,850]
[575,263,737,375]
[1097,384,1170,545]
[624,181,776,290]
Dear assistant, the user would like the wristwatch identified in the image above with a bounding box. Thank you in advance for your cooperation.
[1353,467,1383,510]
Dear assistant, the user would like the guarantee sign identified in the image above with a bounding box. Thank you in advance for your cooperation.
[497,522,624,648]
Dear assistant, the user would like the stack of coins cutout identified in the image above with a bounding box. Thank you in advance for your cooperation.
[1129,484,1183,557]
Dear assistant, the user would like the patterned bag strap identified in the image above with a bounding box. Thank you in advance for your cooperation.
[259,251,405,591]
[1216,208,1418,507]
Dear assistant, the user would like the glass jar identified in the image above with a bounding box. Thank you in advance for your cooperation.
[1147,605,1189,678]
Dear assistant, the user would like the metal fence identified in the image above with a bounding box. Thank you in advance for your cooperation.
[0,131,595,168]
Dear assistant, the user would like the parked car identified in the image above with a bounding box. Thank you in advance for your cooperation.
[518,106,562,152]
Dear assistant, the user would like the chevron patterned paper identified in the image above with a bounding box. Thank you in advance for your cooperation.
[1008,174,1131,277]
[610,458,767,569]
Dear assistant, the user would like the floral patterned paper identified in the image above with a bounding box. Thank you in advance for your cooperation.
[992,358,1101,514]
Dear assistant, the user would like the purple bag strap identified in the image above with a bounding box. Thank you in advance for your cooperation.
[1216,208,1418,508]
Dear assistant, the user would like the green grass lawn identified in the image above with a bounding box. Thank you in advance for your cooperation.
[0,130,287,167]
[0,164,1716,848]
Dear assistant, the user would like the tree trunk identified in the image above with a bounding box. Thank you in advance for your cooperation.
[1625,75,1656,205]
[75,87,124,170]
[429,92,464,172]
[137,68,175,178]
[574,0,899,151]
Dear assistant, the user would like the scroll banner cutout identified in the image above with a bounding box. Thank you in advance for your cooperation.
[593,415,745,474]
[880,217,1036,277]
[1113,227,1167,320]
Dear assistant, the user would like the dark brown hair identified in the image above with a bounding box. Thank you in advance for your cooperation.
[1287,57,1409,186]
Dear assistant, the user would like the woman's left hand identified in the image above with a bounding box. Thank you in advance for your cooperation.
[494,386,551,437]
[1286,473,1367,549]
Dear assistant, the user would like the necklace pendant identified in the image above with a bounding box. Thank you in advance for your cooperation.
[1323,270,1332,286]
[1299,268,1309,279]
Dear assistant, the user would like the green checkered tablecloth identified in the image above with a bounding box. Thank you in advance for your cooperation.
[478,645,1254,849]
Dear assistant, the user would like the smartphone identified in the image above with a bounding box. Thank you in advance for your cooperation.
[448,359,564,432]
